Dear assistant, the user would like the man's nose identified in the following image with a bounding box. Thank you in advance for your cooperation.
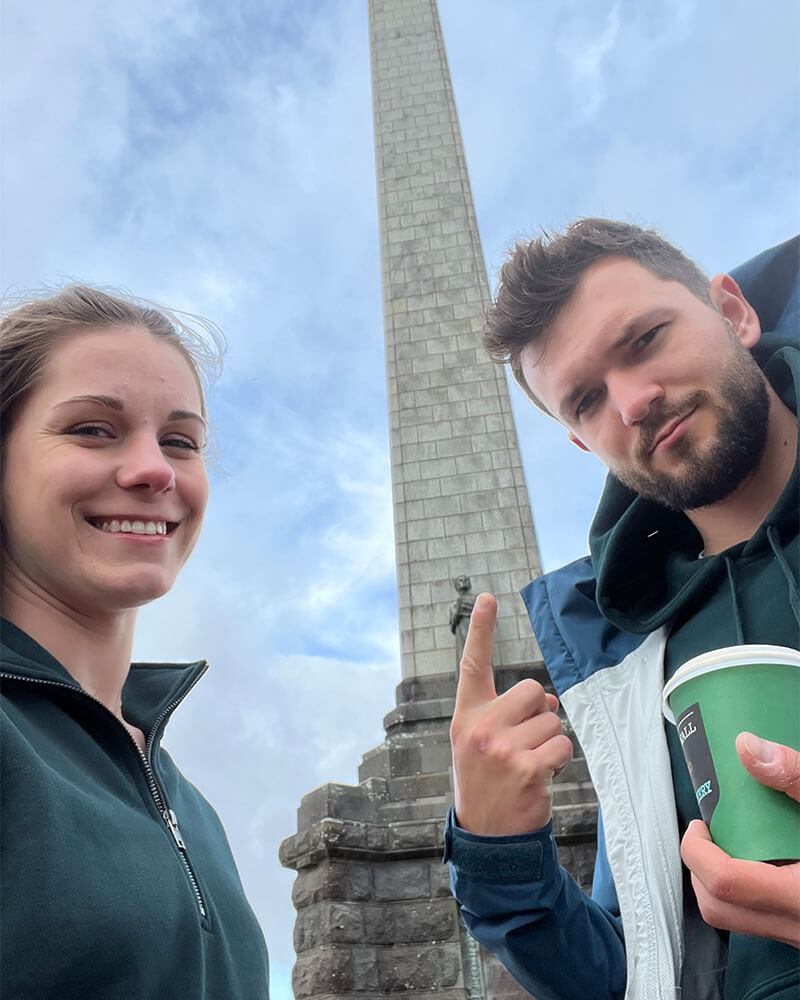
[116,436,176,494]
[608,372,664,427]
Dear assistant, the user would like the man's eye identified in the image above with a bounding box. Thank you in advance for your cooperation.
[634,325,661,352]
[575,392,597,419]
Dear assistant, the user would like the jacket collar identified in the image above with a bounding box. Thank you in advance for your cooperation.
[0,618,207,736]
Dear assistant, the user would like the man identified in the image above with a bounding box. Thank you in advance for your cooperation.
[445,220,799,1000]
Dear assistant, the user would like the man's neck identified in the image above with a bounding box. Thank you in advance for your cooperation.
[1,586,137,719]
[688,390,798,556]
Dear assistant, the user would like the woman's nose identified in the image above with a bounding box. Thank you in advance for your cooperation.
[115,436,176,494]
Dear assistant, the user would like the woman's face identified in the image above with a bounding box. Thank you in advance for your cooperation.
[1,325,209,617]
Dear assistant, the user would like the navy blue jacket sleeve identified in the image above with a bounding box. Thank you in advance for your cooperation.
[445,808,626,1000]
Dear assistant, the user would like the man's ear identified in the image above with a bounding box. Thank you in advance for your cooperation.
[709,273,761,348]
[568,432,590,453]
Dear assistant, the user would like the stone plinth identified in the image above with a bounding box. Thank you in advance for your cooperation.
[280,663,598,1000]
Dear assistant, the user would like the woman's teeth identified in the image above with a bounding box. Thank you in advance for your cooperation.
[98,520,168,535]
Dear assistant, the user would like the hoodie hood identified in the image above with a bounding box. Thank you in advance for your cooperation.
[589,236,800,634]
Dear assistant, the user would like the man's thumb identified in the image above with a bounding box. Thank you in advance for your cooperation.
[737,732,800,802]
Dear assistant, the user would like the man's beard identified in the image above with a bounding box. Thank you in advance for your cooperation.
[611,344,770,511]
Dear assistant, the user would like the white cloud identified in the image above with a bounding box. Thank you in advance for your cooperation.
[558,2,621,118]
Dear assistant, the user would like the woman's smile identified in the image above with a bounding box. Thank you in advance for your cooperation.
[85,516,178,536]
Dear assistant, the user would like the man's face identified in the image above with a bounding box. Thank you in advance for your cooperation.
[520,257,768,511]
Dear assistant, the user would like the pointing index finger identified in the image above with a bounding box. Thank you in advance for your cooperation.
[455,592,498,709]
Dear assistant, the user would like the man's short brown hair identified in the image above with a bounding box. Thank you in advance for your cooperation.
[483,218,712,412]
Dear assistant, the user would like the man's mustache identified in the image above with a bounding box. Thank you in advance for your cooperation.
[637,390,710,459]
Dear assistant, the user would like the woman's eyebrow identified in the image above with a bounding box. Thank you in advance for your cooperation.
[169,409,207,428]
[53,396,206,428]
[55,394,124,411]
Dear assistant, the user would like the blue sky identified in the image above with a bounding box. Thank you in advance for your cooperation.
[2,0,798,995]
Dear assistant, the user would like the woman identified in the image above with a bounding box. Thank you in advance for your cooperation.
[0,285,269,998]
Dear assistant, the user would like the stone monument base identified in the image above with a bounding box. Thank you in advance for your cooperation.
[280,662,598,1000]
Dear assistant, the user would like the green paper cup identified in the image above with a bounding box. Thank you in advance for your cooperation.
[663,644,800,862]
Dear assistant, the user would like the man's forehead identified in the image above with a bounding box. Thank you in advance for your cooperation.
[563,256,678,313]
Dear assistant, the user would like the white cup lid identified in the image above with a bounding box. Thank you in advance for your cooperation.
[662,643,800,723]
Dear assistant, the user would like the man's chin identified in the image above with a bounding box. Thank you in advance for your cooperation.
[612,462,700,511]
[615,464,751,513]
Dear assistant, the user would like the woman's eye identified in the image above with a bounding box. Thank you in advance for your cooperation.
[66,423,113,438]
[161,436,201,452]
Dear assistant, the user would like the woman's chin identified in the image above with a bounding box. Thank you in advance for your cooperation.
[85,572,178,613]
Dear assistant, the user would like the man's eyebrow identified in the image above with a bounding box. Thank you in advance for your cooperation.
[609,319,640,354]
[609,309,669,353]
[558,383,586,421]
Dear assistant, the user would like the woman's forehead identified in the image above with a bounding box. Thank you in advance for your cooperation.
[40,325,203,409]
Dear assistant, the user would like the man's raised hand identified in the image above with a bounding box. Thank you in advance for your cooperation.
[450,593,573,836]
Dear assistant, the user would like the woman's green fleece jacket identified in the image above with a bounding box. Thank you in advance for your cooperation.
[0,620,269,999]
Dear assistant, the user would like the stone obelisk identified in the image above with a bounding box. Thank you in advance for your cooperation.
[280,4,598,997]
[375,6,542,680]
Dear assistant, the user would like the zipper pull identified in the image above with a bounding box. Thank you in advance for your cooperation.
[164,808,186,850]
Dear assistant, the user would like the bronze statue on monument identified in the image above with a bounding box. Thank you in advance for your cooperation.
[449,574,475,667]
